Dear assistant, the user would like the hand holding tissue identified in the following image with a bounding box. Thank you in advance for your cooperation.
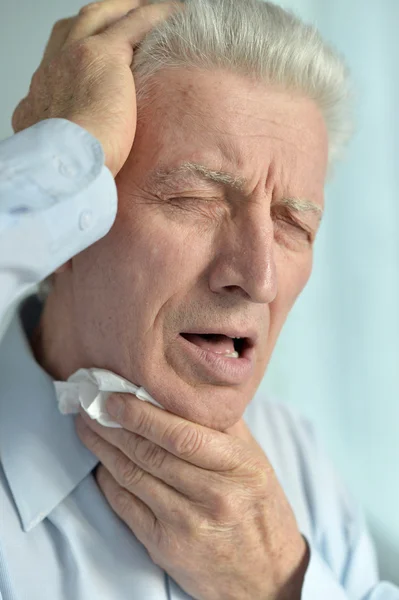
[54,368,163,428]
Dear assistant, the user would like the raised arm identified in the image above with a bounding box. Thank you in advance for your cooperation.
[0,0,180,335]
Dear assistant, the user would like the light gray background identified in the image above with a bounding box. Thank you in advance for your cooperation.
[1,0,398,585]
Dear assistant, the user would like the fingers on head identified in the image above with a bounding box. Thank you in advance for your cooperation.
[40,17,76,65]
[51,16,76,35]
[66,0,146,44]
[99,2,182,47]
[40,0,181,70]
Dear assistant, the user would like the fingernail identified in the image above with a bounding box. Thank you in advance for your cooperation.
[106,394,125,420]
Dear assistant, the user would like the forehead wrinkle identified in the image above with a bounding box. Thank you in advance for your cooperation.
[147,165,323,220]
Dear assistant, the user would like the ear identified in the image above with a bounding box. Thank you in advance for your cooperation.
[54,260,72,274]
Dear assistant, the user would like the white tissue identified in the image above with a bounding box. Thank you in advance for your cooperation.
[54,368,163,428]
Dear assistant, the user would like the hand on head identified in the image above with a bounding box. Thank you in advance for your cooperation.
[12,0,181,176]
[15,3,330,597]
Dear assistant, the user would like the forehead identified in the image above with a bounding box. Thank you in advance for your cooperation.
[133,68,328,196]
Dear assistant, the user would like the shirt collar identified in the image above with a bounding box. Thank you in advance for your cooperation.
[0,296,98,532]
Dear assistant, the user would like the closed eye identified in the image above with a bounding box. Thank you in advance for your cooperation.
[166,196,227,219]
[272,207,315,246]
[278,215,311,237]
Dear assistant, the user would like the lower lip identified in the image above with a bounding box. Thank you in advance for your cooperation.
[178,335,254,385]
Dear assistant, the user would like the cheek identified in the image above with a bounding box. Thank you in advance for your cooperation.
[70,212,204,376]
[73,205,210,343]
[111,208,206,303]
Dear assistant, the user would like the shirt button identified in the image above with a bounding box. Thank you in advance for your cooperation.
[79,210,93,231]
[54,155,78,178]
[60,162,78,178]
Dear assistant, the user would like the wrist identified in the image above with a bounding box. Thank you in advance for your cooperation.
[275,536,309,600]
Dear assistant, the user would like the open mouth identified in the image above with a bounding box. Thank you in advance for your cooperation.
[180,333,250,359]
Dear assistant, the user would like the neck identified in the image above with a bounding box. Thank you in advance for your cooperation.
[32,289,84,382]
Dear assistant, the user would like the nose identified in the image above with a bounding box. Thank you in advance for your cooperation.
[208,206,277,304]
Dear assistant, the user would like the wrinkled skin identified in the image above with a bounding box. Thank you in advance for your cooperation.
[50,68,327,600]
[42,68,327,431]
[15,2,329,597]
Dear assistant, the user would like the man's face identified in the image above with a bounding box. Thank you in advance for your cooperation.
[66,68,328,430]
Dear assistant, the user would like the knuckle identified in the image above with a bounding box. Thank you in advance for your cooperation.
[134,408,155,439]
[82,435,105,461]
[88,433,105,456]
[181,509,205,539]
[167,422,205,459]
[209,490,240,522]
[72,37,94,57]
[30,68,43,89]
[135,438,166,471]
[113,488,131,517]
[79,2,102,16]
[115,454,144,488]
[69,38,100,67]
[52,18,70,32]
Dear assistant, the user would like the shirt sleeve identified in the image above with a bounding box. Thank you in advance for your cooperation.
[0,118,117,334]
[303,544,399,599]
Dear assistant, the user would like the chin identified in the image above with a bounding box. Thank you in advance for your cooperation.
[114,335,267,430]
[139,365,258,431]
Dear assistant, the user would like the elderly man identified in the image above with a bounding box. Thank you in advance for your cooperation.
[0,0,397,598]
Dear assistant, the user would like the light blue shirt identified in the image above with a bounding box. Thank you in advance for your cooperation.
[0,119,397,600]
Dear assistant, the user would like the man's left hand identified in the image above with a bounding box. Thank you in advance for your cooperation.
[76,394,309,600]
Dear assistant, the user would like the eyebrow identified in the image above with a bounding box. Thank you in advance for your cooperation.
[153,161,323,219]
[153,162,246,191]
[280,197,323,221]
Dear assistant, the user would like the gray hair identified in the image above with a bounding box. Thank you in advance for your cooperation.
[133,0,353,167]
[40,0,352,297]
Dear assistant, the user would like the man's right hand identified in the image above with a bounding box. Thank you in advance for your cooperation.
[12,0,179,177]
